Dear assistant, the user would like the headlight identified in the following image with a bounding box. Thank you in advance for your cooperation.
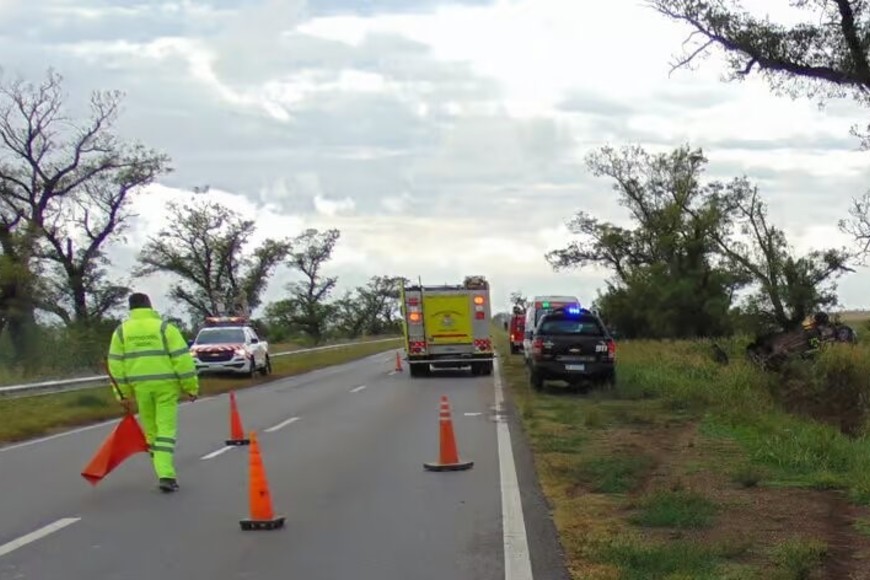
[234,348,247,357]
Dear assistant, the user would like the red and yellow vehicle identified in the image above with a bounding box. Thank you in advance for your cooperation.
[509,306,525,354]
[400,275,494,378]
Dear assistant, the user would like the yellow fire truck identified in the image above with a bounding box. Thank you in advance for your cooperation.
[400,275,494,378]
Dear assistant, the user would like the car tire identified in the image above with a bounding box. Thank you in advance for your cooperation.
[247,357,255,378]
[259,355,271,376]
[530,370,544,391]
[482,361,493,376]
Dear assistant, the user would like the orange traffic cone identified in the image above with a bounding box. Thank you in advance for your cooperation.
[226,391,250,446]
[81,414,150,485]
[239,431,285,531]
[394,351,403,372]
[424,395,473,472]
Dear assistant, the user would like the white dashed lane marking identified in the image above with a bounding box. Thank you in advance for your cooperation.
[0,517,81,558]
[264,417,300,433]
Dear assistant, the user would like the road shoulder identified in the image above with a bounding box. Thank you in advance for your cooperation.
[496,355,571,580]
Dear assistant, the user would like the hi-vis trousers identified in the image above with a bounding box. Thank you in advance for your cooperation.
[134,384,180,480]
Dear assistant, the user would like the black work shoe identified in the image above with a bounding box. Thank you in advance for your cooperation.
[158,478,180,493]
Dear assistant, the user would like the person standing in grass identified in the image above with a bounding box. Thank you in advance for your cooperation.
[106,292,199,493]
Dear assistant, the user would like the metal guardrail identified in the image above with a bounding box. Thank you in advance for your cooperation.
[0,337,402,399]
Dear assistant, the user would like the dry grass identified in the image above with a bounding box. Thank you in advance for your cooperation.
[0,337,402,444]
[497,331,870,579]
[834,310,870,324]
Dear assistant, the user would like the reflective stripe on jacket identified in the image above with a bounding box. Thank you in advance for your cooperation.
[107,308,199,400]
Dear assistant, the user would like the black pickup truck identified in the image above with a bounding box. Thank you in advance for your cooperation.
[527,306,615,391]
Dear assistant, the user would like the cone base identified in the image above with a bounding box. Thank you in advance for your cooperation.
[226,439,250,446]
[239,516,285,531]
[424,459,474,472]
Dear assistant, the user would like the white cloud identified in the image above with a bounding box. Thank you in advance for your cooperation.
[313,194,356,216]
[3,0,870,316]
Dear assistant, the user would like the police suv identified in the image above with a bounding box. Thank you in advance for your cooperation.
[527,305,616,391]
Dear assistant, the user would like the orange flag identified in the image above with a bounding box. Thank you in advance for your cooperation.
[81,363,149,485]
[81,414,150,485]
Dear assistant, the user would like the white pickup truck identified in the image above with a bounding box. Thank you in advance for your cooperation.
[189,316,272,377]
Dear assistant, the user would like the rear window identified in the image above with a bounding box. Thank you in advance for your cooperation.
[537,316,603,336]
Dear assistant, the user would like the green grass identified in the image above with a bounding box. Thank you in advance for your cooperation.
[572,454,656,493]
[595,538,733,580]
[768,538,827,580]
[0,335,394,386]
[493,328,870,578]
[629,489,718,529]
[0,336,402,444]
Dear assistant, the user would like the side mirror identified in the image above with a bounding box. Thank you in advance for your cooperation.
[251,338,259,344]
[187,339,194,347]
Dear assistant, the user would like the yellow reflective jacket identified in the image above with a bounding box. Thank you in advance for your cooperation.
[107,307,199,400]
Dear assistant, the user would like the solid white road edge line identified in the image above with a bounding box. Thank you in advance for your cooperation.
[0,517,81,558]
[200,446,234,460]
[494,358,534,580]
[350,385,367,393]
[264,416,300,433]
[464,412,483,416]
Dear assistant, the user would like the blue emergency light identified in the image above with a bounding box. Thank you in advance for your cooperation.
[566,306,581,315]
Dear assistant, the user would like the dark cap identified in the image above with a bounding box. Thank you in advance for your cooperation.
[128,292,152,310]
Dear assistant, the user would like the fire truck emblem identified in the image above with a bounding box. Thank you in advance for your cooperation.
[441,314,455,328]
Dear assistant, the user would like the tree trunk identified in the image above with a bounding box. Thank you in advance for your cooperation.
[5,291,37,367]
[71,273,89,323]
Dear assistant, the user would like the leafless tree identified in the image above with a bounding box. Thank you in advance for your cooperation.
[0,68,171,358]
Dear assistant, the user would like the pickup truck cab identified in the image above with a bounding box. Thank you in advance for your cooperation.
[522,295,581,364]
[189,316,271,378]
[528,306,615,391]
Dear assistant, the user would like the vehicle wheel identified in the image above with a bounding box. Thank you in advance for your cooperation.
[509,345,519,354]
[247,357,256,378]
[470,363,482,376]
[529,370,544,391]
[482,361,493,376]
[410,364,425,378]
[602,370,616,390]
[259,355,271,376]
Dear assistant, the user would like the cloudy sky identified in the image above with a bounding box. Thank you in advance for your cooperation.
[2,0,869,319]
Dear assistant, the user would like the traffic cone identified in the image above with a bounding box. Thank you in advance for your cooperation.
[226,391,250,446]
[239,431,285,531]
[394,351,403,372]
[424,395,473,472]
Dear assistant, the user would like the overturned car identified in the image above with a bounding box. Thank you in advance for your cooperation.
[744,312,857,371]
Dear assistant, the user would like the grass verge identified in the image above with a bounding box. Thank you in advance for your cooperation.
[0,337,402,444]
[497,331,870,579]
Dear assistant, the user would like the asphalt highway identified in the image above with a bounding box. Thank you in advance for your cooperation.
[0,350,570,580]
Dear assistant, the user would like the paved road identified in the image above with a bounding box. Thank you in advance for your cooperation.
[0,350,570,580]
